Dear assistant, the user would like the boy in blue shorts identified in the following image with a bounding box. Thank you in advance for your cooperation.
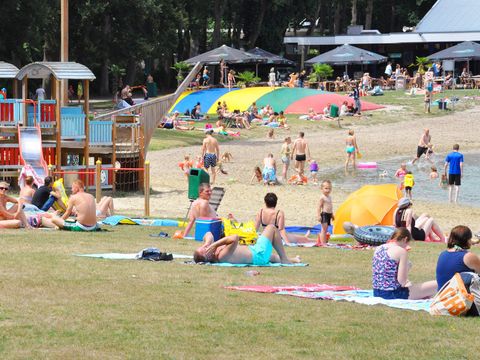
[193,224,300,265]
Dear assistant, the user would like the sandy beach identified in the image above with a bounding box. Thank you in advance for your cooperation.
[115,106,480,234]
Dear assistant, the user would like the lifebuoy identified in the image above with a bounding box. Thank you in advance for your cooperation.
[353,225,394,246]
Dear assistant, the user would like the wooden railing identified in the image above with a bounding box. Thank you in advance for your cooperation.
[93,62,203,153]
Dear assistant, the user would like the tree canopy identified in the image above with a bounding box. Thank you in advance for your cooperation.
[0,0,436,94]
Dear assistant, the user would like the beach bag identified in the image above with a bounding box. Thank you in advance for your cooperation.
[137,247,173,261]
[222,219,258,245]
[430,273,474,316]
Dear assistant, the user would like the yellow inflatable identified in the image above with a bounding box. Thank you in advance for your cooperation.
[52,178,69,212]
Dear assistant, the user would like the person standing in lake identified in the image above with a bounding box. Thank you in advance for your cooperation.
[444,144,464,204]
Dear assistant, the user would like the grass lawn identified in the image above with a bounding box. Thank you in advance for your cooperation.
[0,226,478,359]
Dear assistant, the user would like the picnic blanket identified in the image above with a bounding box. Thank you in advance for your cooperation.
[225,284,359,293]
[226,285,431,312]
[102,215,185,227]
[186,261,308,267]
[75,253,193,260]
[285,242,371,250]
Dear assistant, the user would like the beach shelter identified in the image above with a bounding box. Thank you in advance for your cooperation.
[305,44,387,76]
[333,184,402,234]
[184,44,268,65]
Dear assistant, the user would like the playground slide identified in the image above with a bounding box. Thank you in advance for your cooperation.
[18,126,49,179]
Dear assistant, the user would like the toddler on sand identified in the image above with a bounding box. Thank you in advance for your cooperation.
[309,159,319,185]
[403,171,415,199]
[316,180,334,246]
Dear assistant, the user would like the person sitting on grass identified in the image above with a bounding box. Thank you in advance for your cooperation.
[193,224,301,265]
[51,179,98,231]
[0,181,31,229]
[96,196,115,219]
[372,227,437,300]
[182,183,218,238]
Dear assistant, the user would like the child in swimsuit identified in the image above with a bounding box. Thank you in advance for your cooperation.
[430,166,439,180]
[309,160,319,185]
[394,162,407,190]
[403,171,414,200]
[439,174,448,189]
[250,166,263,184]
[178,155,193,179]
[317,180,334,246]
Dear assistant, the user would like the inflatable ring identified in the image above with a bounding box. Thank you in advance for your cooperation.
[357,162,377,169]
[353,225,394,246]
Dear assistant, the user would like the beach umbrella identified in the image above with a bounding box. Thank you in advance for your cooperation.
[305,44,387,77]
[427,41,480,74]
[333,184,402,234]
[184,44,268,65]
[246,47,296,76]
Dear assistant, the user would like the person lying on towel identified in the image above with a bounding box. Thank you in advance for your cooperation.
[193,224,300,265]
[51,179,98,231]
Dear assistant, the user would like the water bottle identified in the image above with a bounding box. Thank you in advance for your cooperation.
[245,270,260,277]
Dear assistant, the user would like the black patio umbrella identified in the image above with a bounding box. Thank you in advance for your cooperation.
[247,47,296,76]
[428,41,480,74]
[305,44,387,77]
[184,44,267,65]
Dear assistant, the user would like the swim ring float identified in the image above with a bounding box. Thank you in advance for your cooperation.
[357,162,377,169]
[353,225,394,246]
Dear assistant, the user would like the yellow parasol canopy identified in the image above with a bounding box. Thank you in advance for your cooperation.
[333,184,402,234]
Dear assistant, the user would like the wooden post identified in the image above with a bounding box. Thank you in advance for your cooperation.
[111,116,117,193]
[48,165,54,178]
[144,160,150,217]
[138,122,145,190]
[54,79,62,170]
[60,0,69,106]
[95,159,101,203]
[83,80,90,189]
[22,77,28,123]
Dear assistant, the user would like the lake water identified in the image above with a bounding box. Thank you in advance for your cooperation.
[320,152,480,207]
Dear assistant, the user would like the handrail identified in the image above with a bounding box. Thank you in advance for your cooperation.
[93,62,203,152]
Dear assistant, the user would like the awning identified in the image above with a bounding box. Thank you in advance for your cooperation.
[0,61,19,79]
[16,62,96,81]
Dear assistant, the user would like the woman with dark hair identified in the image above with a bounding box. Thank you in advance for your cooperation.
[372,227,437,300]
[254,192,312,245]
[436,225,480,290]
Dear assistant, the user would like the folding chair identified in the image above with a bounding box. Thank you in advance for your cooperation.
[209,187,225,212]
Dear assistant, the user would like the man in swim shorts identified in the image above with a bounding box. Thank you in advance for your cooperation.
[412,128,431,164]
[291,132,310,177]
[193,224,300,265]
[51,179,98,231]
[183,183,218,238]
[201,129,220,184]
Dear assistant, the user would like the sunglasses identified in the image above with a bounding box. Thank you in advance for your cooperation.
[0,187,8,190]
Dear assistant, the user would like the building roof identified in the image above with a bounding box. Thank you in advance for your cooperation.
[0,61,19,79]
[415,0,480,33]
[305,44,387,65]
[16,62,96,81]
[184,45,267,65]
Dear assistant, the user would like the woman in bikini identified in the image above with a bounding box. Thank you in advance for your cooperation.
[345,129,359,171]
[254,192,312,244]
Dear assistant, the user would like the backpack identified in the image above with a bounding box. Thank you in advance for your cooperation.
[136,247,173,261]
[430,273,474,316]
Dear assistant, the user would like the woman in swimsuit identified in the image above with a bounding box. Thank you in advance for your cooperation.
[393,197,445,242]
[345,129,359,171]
[19,176,36,205]
[254,192,312,244]
[280,137,291,181]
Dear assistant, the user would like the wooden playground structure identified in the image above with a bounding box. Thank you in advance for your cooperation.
[0,61,202,194]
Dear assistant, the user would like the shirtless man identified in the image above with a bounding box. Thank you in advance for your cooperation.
[51,179,98,231]
[0,181,30,229]
[183,183,217,238]
[291,132,310,177]
[193,224,300,265]
[412,128,431,164]
[201,130,220,184]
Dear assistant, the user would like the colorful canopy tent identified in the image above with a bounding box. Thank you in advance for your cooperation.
[184,44,268,65]
[284,93,384,114]
[170,87,384,114]
[333,184,402,235]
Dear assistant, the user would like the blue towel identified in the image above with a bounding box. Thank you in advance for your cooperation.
[101,215,180,227]
[285,224,333,234]
[74,253,193,260]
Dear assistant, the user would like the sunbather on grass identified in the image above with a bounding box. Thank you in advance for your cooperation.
[193,224,301,265]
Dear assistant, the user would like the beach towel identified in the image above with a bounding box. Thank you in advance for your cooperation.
[74,253,193,260]
[186,261,308,267]
[285,224,333,234]
[227,285,431,312]
[102,215,185,227]
[225,284,359,293]
[284,242,372,250]
[276,290,432,312]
